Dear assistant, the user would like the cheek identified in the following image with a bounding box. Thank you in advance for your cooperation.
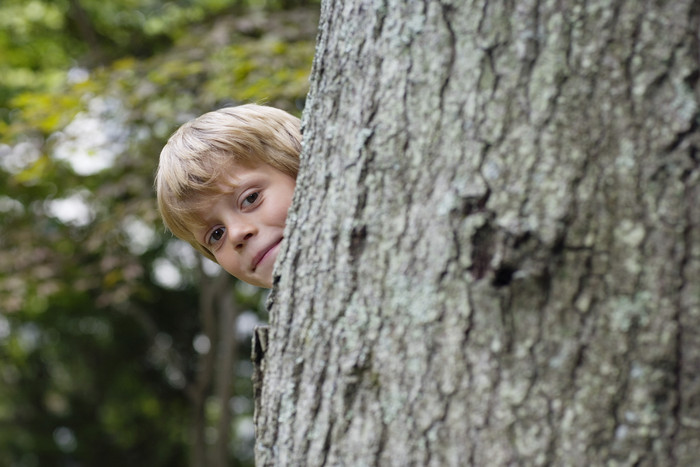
[275,190,295,223]
[217,253,242,275]
[282,197,294,216]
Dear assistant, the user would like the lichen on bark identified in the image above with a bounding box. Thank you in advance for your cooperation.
[255,0,700,465]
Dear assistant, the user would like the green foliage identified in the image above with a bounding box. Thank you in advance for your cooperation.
[0,0,318,114]
[0,1,318,465]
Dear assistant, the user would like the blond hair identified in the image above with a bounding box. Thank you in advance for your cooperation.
[155,104,301,261]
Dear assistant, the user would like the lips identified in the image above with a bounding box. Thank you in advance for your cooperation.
[252,238,283,271]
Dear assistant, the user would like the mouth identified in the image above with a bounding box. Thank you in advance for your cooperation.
[252,238,283,271]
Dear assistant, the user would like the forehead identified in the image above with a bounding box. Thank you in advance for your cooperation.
[217,163,286,190]
[188,189,229,226]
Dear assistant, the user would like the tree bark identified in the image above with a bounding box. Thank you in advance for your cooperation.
[256,0,700,465]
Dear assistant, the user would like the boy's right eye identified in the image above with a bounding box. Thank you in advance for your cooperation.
[208,227,225,245]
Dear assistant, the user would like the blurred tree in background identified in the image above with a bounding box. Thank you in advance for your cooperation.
[0,0,318,466]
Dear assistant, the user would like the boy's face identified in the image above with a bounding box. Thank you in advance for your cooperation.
[194,164,296,288]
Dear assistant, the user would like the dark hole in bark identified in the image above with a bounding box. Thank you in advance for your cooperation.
[492,265,516,287]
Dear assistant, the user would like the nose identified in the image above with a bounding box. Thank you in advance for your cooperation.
[228,221,257,248]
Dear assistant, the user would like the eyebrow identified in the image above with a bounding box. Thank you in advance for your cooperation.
[192,207,221,243]
[192,171,264,227]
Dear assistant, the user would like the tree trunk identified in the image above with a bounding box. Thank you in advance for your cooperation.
[256,0,700,465]
[212,290,238,467]
[188,271,236,467]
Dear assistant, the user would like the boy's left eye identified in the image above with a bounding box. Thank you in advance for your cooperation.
[208,227,225,245]
[243,192,259,207]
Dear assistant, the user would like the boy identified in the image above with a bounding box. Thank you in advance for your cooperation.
[155,104,301,288]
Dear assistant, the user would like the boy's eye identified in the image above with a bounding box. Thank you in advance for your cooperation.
[208,227,225,245]
[243,192,259,207]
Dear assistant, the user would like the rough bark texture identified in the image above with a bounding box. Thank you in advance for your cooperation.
[256,0,700,465]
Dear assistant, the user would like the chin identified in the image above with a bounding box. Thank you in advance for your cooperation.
[257,274,273,288]
[247,276,272,289]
